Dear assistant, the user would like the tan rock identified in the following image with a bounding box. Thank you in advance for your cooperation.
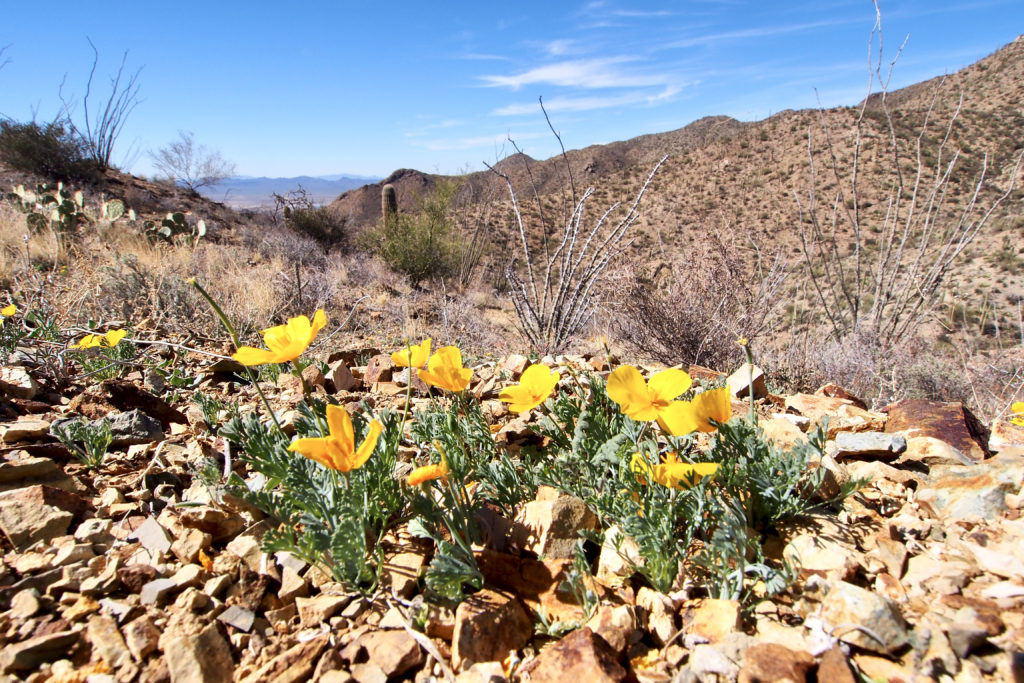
[989,418,1024,452]
[596,525,643,582]
[727,363,767,399]
[87,614,133,670]
[123,615,160,661]
[296,594,352,625]
[381,549,428,598]
[760,416,806,448]
[363,354,394,386]
[0,630,78,673]
[163,622,234,683]
[0,367,39,400]
[898,435,974,467]
[237,635,329,683]
[637,587,676,646]
[0,484,81,549]
[353,630,424,678]
[511,487,598,559]
[326,359,359,393]
[820,581,908,654]
[685,598,740,644]
[0,417,49,442]
[852,654,914,683]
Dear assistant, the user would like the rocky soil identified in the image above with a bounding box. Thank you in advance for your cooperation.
[1,348,1023,683]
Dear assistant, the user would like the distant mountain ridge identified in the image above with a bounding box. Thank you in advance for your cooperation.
[199,173,380,209]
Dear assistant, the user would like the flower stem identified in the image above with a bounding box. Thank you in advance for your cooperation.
[190,278,283,435]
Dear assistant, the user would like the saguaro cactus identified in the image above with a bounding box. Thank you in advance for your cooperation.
[381,184,397,226]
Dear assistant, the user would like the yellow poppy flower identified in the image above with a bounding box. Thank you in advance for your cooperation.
[418,345,473,392]
[1011,401,1024,427]
[498,364,560,413]
[391,338,431,368]
[233,310,326,366]
[1,305,15,317]
[657,387,732,436]
[606,365,692,422]
[73,329,127,349]
[630,453,718,490]
[287,404,382,472]
[407,461,448,486]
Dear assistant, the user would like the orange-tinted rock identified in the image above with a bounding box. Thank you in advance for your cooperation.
[363,354,394,386]
[517,627,626,683]
[816,645,857,683]
[885,399,989,462]
[815,383,868,410]
[476,548,586,622]
[451,588,532,671]
[737,642,815,683]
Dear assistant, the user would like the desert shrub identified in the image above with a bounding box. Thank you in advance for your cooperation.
[287,206,345,247]
[273,188,346,248]
[360,179,462,287]
[612,233,789,371]
[0,119,101,183]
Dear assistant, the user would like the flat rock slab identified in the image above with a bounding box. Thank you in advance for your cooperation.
[0,455,58,483]
[0,630,79,673]
[833,431,906,460]
[1,417,50,443]
[885,399,989,462]
[916,451,1024,520]
[0,484,84,549]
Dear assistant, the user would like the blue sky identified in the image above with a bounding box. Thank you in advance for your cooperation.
[1,1,1021,179]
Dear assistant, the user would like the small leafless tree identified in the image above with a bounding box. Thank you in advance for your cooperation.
[59,39,142,170]
[486,98,665,354]
[795,2,1022,346]
[150,130,236,192]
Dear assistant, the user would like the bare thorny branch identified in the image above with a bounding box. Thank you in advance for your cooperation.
[59,38,142,170]
[794,1,1022,347]
[485,98,666,353]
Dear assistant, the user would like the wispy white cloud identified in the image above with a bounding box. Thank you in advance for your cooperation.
[493,85,682,115]
[481,57,668,89]
[668,18,852,49]
[460,52,511,62]
[544,39,577,56]
[611,9,674,17]
[403,119,468,138]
